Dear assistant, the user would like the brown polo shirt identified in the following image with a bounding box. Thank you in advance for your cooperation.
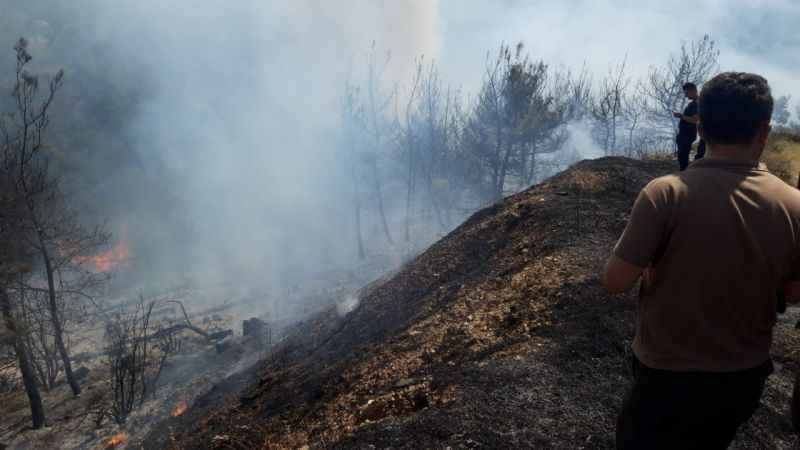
[614,157,800,372]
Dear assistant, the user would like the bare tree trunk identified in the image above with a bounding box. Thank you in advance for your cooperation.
[371,160,394,245]
[1,288,46,428]
[527,150,537,185]
[404,144,416,243]
[19,295,53,391]
[519,142,529,188]
[491,124,504,201]
[496,141,514,201]
[524,137,538,185]
[420,165,447,231]
[610,114,617,153]
[352,168,365,260]
[41,248,80,397]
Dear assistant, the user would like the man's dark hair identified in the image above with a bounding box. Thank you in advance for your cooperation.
[682,82,697,91]
[699,72,773,145]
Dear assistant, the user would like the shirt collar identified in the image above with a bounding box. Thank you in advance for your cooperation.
[689,157,767,172]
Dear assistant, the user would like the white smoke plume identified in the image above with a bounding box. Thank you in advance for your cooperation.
[5,0,443,290]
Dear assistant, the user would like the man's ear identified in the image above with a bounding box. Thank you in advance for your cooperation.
[755,122,771,148]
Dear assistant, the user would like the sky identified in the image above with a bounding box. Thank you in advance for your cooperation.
[436,0,799,104]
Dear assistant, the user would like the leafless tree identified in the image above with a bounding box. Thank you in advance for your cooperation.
[17,286,61,390]
[104,294,178,424]
[395,57,479,244]
[0,173,44,427]
[0,38,47,429]
[0,338,18,393]
[592,58,630,155]
[341,82,368,260]
[1,38,110,398]
[362,43,396,245]
[622,88,649,158]
[394,58,424,244]
[0,287,46,428]
[639,34,719,147]
[413,60,467,231]
[560,64,593,122]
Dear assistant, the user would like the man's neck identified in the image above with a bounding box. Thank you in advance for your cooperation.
[706,143,761,162]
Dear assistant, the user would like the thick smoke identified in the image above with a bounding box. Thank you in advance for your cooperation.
[4,0,799,296]
[111,0,442,287]
[1,0,442,293]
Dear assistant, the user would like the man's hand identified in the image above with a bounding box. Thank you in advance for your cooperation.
[672,111,682,118]
[602,255,645,294]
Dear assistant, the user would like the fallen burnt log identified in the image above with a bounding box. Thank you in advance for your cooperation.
[146,300,233,344]
[86,298,241,334]
[145,323,232,343]
[74,325,235,364]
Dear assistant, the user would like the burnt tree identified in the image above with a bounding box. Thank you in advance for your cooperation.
[2,38,109,398]
[0,155,44,428]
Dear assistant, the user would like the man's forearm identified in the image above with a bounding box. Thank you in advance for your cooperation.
[602,255,644,294]
[680,114,700,124]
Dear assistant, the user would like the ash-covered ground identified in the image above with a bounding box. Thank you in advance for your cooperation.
[160,157,800,449]
[0,256,399,450]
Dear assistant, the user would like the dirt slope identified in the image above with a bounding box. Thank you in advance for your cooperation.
[159,157,800,449]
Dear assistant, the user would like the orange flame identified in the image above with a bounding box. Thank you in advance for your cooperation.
[72,238,130,273]
[88,239,130,272]
[105,431,128,448]
[171,400,188,417]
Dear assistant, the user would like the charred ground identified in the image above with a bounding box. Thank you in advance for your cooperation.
[157,157,800,449]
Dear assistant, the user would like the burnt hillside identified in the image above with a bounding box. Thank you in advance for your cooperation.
[156,157,800,449]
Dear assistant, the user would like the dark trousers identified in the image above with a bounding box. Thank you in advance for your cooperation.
[676,138,706,171]
[616,357,772,450]
[696,140,706,160]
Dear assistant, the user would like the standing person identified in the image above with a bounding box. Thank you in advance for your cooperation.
[603,72,800,449]
[672,82,703,170]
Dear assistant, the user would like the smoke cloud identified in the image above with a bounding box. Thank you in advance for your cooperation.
[3,0,798,297]
[0,0,443,291]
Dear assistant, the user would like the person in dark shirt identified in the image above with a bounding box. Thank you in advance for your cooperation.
[673,82,706,170]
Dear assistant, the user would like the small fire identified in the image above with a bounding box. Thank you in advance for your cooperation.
[82,238,130,273]
[171,400,188,417]
[70,231,131,273]
[104,431,128,448]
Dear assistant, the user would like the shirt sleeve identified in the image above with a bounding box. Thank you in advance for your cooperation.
[684,101,698,117]
[613,183,669,268]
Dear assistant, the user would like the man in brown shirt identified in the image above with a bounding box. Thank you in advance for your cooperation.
[603,72,800,449]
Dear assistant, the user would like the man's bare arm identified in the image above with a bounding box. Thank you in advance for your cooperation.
[672,111,700,124]
[602,255,645,294]
[683,114,700,124]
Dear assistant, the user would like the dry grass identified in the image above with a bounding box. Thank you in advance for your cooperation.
[763,131,800,186]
